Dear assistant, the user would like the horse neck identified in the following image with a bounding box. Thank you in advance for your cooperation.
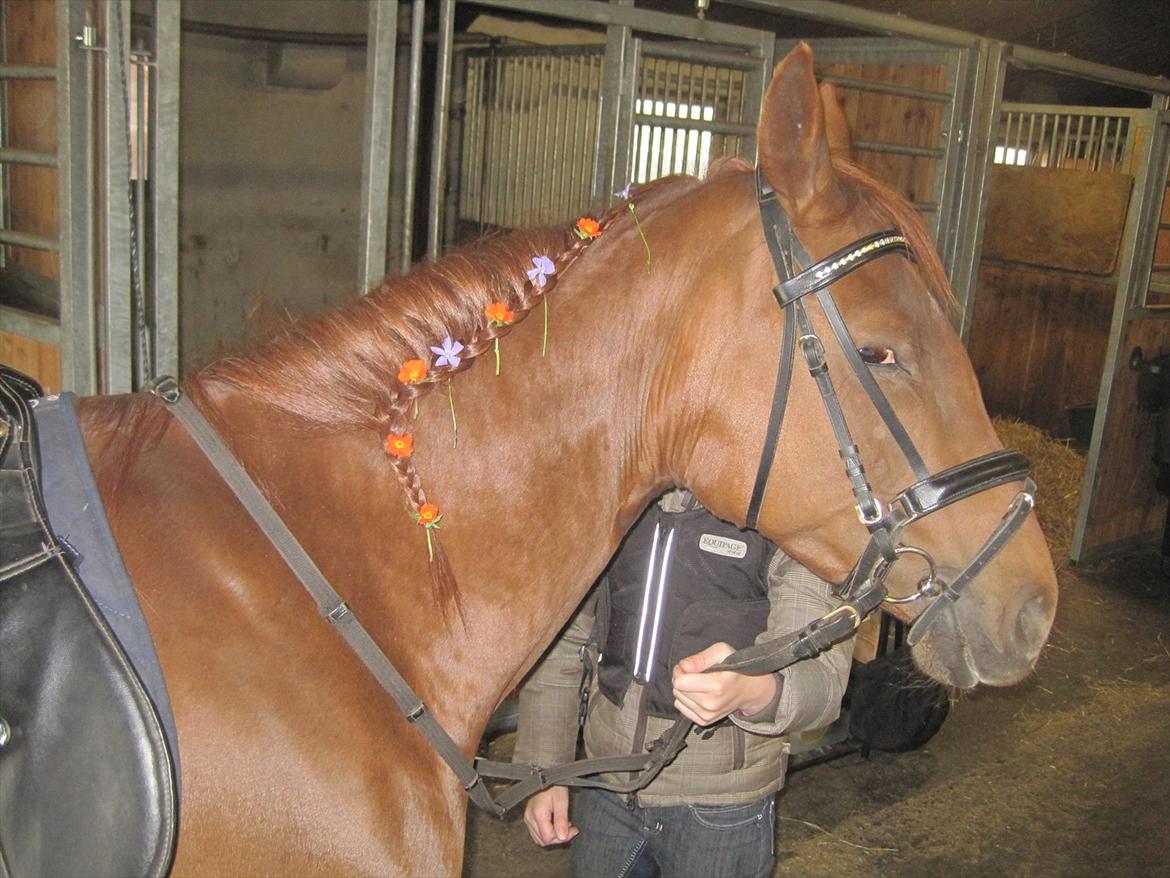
[180,240,694,747]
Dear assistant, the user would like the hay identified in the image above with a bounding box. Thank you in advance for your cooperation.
[993,416,1086,564]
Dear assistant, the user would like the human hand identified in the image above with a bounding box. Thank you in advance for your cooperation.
[672,642,778,726]
[523,786,578,847]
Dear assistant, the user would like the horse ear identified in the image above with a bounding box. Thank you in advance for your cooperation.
[757,43,847,220]
[819,81,854,160]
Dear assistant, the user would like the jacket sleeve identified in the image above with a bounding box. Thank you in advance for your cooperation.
[512,589,598,767]
[729,549,853,736]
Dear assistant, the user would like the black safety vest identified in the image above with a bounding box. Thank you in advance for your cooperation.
[595,502,775,719]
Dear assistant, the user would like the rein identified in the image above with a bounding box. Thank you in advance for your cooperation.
[145,169,1039,813]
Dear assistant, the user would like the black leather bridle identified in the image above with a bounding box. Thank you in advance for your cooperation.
[708,171,1038,678]
[146,169,1040,814]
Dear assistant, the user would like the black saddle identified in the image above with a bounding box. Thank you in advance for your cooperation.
[0,365,177,878]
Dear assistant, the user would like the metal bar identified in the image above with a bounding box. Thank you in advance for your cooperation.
[57,0,97,394]
[358,1,398,287]
[592,15,631,207]
[724,0,981,49]
[103,0,134,393]
[0,63,57,80]
[816,71,952,104]
[0,229,59,251]
[1009,44,1170,97]
[631,113,754,137]
[0,147,57,167]
[954,39,1007,342]
[133,45,150,384]
[517,55,534,224]
[487,53,504,226]
[444,50,466,249]
[548,55,566,219]
[476,0,772,52]
[400,0,424,269]
[152,0,180,379]
[503,54,521,226]
[1037,113,1048,167]
[642,41,758,70]
[0,304,59,346]
[1110,117,1124,171]
[1059,114,1072,168]
[537,54,554,222]
[426,0,454,260]
[852,140,946,159]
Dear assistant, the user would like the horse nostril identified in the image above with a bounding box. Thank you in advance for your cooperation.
[1012,590,1054,657]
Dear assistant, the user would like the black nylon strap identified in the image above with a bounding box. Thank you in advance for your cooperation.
[149,378,507,816]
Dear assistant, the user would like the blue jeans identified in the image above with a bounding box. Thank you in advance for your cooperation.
[568,788,776,878]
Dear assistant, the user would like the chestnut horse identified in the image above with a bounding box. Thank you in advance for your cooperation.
[72,45,1056,875]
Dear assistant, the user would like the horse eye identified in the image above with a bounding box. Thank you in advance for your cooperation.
[858,346,898,366]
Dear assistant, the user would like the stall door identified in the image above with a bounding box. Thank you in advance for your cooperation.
[1073,109,1170,561]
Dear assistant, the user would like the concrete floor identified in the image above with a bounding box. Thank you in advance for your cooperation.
[464,547,1170,878]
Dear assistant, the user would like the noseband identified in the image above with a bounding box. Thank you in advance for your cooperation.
[744,168,1037,649]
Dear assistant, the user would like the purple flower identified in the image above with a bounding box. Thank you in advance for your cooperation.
[526,254,556,289]
[430,337,464,369]
[614,181,634,200]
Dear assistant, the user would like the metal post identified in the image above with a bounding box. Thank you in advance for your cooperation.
[592,0,634,209]
[426,0,454,260]
[58,0,97,395]
[400,0,425,272]
[102,0,133,393]
[152,0,180,379]
[443,49,467,251]
[358,0,399,292]
[953,40,1006,342]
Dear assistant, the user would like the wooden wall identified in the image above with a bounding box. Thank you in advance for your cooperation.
[969,264,1114,437]
[818,62,946,210]
[968,165,1131,440]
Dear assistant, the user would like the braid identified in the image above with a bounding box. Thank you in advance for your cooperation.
[381,196,645,620]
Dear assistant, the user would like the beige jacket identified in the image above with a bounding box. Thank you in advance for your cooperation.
[514,542,853,807]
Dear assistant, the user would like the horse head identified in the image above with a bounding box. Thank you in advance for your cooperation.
[652,43,1058,689]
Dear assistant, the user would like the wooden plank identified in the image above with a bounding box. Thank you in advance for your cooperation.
[1078,317,1170,555]
[969,264,1113,438]
[0,329,61,394]
[982,167,1133,275]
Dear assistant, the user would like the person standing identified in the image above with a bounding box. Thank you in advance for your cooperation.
[515,489,853,878]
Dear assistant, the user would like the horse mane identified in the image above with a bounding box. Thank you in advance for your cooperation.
[187,175,696,619]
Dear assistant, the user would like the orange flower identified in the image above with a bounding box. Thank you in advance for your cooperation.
[384,432,414,458]
[398,358,428,383]
[417,503,440,526]
[575,216,601,239]
[484,302,515,325]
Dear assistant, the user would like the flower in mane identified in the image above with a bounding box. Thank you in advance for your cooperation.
[575,217,601,240]
[398,358,428,384]
[484,302,515,325]
[430,337,463,369]
[526,255,556,289]
[384,432,414,458]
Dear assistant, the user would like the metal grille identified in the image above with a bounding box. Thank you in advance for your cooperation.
[458,45,757,230]
[996,106,1136,173]
[630,51,754,183]
[459,46,603,230]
